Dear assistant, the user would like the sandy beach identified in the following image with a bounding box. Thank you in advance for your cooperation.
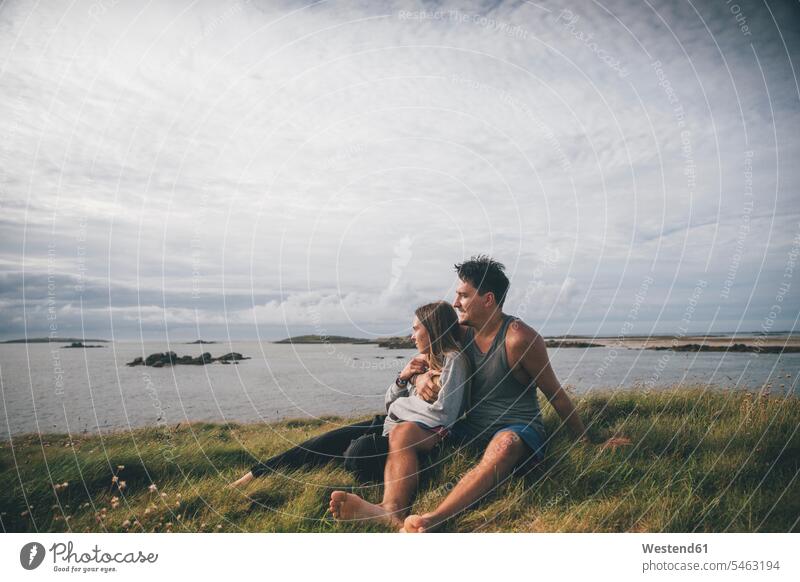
[582,335,800,351]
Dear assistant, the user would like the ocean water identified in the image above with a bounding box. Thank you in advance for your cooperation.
[0,341,797,437]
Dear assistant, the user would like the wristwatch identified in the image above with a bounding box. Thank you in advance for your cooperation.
[395,373,409,388]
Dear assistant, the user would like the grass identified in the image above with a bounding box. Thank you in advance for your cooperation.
[1,387,798,533]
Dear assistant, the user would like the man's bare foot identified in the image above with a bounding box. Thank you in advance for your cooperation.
[328,491,403,529]
[401,513,437,533]
[227,471,255,489]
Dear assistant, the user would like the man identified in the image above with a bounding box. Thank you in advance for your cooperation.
[401,255,627,532]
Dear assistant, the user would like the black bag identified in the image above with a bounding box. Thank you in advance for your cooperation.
[343,415,389,482]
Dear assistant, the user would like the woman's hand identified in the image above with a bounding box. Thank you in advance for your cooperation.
[399,355,428,382]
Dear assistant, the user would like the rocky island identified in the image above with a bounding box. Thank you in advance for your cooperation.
[375,336,415,349]
[275,335,374,345]
[126,352,250,367]
[275,334,415,349]
[63,341,105,348]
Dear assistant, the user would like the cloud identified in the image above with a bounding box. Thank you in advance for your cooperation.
[1,0,798,339]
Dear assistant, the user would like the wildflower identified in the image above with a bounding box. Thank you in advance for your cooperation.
[122,519,131,528]
[118,481,127,491]
[148,484,158,493]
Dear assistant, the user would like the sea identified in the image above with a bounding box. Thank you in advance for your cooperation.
[0,341,798,437]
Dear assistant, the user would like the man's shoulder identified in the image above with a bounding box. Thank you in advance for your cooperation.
[504,317,544,352]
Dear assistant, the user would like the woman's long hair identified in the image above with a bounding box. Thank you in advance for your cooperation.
[415,301,461,374]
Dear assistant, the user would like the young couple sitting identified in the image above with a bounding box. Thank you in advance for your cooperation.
[230,255,593,532]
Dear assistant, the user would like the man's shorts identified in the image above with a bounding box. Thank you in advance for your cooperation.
[451,422,547,468]
[496,423,547,466]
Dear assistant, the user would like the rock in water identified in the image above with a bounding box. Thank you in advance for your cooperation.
[218,352,250,362]
[145,353,164,366]
[125,351,252,367]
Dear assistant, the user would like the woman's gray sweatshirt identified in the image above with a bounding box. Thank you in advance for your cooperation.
[383,351,470,436]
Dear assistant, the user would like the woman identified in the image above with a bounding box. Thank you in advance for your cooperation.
[328,300,470,528]
[229,301,469,527]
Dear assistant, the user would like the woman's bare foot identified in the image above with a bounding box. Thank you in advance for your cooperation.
[227,471,255,489]
[329,491,404,529]
[401,513,437,533]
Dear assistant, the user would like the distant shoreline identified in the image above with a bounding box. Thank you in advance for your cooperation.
[2,337,109,344]
[2,334,798,353]
[275,334,800,353]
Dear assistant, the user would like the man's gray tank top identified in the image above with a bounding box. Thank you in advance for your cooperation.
[458,314,545,442]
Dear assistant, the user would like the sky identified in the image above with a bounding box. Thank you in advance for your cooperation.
[0,0,798,341]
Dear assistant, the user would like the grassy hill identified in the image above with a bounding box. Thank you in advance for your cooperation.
[1,388,797,532]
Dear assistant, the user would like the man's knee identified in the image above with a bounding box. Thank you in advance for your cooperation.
[484,431,528,466]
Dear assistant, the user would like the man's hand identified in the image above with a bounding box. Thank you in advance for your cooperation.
[600,436,633,451]
[414,370,442,403]
[399,355,428,382]
[579,435,633,450]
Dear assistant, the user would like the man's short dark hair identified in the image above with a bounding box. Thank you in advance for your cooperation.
[454,255,510,307]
